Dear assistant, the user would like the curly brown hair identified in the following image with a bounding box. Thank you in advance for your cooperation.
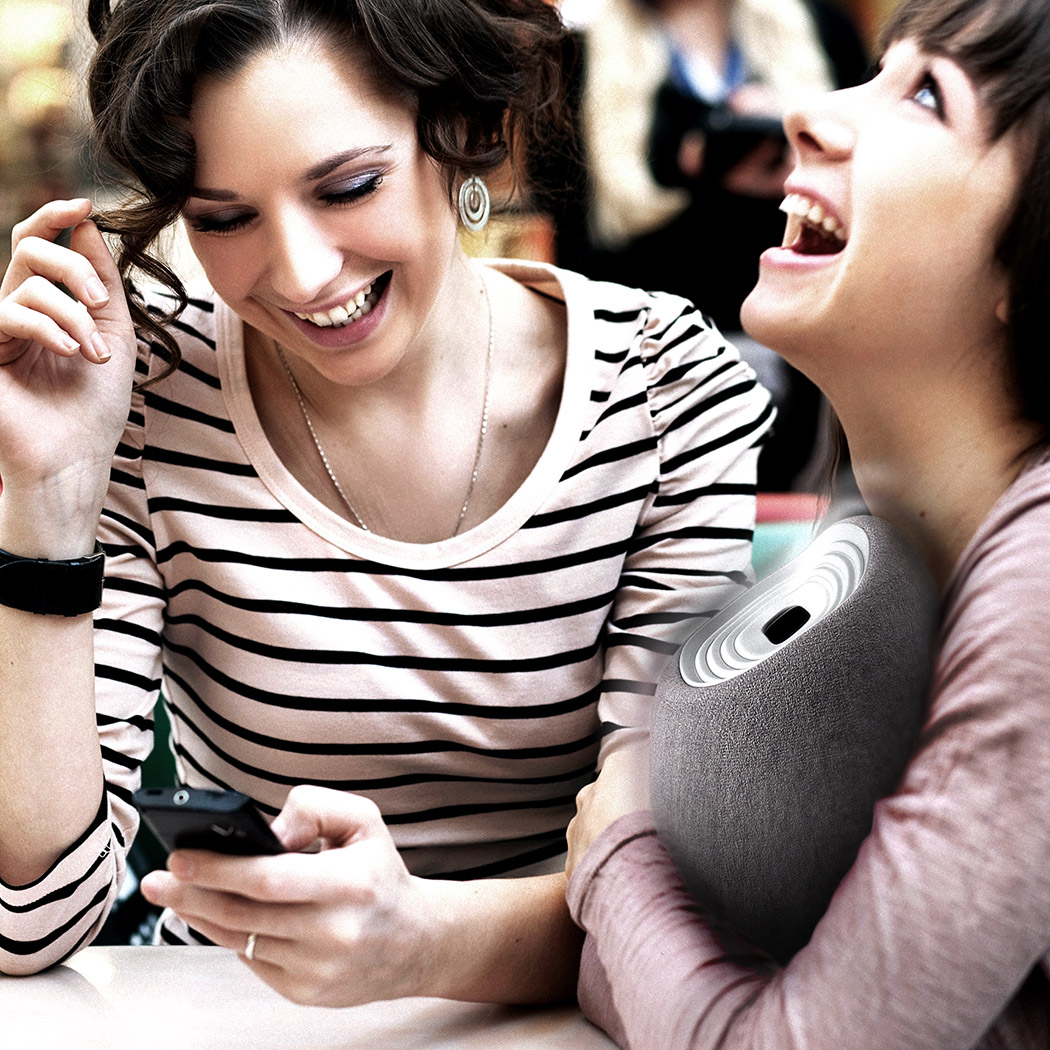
[85,0,571,373]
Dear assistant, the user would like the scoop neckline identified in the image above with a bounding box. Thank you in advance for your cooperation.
[214,259,591,569]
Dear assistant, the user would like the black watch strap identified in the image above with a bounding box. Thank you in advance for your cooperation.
[0,543,105,617]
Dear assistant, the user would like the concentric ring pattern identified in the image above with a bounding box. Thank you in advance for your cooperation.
[680,520,871,687]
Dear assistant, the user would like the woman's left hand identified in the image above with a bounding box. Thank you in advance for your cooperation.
[566,744,651,879]
[140,785,438,1007]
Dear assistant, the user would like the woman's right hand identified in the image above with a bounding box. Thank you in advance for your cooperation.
[0,198,138,554]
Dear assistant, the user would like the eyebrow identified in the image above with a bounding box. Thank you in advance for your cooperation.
[189,145,393,201]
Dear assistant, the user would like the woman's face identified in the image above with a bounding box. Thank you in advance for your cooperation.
[182,38,463,387]
[740,37,1021,378]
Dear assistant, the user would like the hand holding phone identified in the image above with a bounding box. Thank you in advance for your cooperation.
[133,787,286,855]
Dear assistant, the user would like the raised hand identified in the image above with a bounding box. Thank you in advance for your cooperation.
[0,199,138,555]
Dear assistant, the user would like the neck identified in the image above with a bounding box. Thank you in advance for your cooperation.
[833,380,1040,588]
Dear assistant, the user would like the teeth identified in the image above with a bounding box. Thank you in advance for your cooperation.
[779,193,847,243]
[781,209,803,249]
[295,280,379,327]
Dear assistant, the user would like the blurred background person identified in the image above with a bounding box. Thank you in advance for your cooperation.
[545,0,868,492]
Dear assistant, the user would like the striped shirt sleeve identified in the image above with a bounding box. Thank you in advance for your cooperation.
[593,291,773,760]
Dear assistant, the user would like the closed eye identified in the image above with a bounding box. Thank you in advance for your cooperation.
[321,172,384,207]
[187,210,255,235]
[186,172,386,235]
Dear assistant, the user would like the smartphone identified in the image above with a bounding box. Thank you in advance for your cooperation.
[133,787,286,855]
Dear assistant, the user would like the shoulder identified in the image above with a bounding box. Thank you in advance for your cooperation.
[948,449,1050,604]
[938,449,1050,705]
[914,453,1050,825]
[131,279,220,342]
[482,258,772,424]
[129,279,224,382]
[488,257,729,361]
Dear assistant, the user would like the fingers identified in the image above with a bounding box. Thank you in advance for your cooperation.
[270,784,385,853]
[0,274,111,363]
[3,200,94,300]
[141,869,300,940]
[68,218,132,329]
[160,847,337,904]
[9,198,93,255]
[141,788,396,913]
[0,200,128,366]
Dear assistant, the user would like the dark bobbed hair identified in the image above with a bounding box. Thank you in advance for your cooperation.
[882,0,1050,436]
[85,0,570,372]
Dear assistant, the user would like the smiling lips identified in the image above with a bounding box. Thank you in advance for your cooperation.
[294,272,389,328]
[780,193,847,255]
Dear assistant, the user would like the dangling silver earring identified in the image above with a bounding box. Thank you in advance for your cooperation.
[458,175,490,232]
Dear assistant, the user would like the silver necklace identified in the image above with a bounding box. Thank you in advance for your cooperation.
[276,275,495,537]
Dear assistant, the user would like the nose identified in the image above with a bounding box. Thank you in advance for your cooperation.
[265,209,344,307]
[783,87,858,162]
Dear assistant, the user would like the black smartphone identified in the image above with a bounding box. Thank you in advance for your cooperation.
[133,787,286,855]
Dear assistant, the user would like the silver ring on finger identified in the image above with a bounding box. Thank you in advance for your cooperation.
[244,931,259,962]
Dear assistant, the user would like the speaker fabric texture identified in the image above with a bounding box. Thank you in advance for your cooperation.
[649,514,939,964]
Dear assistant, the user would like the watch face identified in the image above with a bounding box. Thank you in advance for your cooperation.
[0,544,105,617]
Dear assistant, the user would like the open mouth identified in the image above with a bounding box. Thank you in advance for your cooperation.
[780,194,847,256]
[294,271,392,328]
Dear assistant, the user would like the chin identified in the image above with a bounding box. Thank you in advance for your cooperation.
[739,290,802,363]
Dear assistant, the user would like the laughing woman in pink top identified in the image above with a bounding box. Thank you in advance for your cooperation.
[567,0,1050,1046]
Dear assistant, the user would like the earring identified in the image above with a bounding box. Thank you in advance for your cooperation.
[458,175,490,232]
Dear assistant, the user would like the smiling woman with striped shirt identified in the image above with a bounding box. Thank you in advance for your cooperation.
[0,0,771,1006]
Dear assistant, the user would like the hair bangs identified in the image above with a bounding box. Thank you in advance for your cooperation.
[881,0,1050,139]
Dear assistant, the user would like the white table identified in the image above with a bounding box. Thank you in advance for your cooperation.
[2,946,617,1050]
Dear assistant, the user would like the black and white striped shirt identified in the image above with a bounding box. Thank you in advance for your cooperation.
[0,259,773,970]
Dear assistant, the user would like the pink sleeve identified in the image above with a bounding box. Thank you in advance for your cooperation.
[568,812,773,1049]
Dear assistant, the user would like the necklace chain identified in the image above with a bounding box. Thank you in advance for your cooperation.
[276,274,495,537]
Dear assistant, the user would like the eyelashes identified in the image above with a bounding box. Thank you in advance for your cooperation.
[186,172,385,235]
[188,212,252,235]
[321,173,384,208]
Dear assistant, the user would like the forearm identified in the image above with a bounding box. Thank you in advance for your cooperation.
[423,871,583,1004]
[0,489,106,886]
[568,813,774,1049]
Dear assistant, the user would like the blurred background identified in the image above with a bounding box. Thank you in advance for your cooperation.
[0,0,92,266]
[0,0,896,269]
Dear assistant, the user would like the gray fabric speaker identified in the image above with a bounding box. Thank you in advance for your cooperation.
[649,514,938,964]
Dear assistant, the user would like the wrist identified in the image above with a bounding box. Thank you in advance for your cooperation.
[0,542,105,617]
[413,874,581,1003]
[405,876,461,999]
[0,481,106,561]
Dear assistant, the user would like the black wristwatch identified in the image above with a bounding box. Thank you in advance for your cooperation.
[0,542,105,617]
